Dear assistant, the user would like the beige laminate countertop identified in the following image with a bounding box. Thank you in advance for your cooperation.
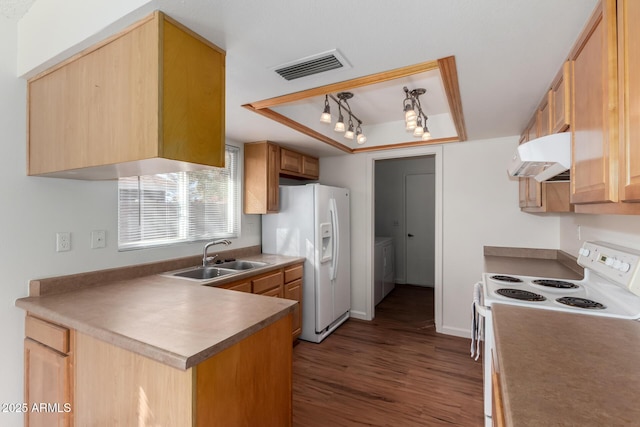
[484,246,583,280]
[16,253,303,370]
[493,304,640,426]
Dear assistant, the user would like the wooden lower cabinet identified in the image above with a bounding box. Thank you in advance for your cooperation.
[24,315,73,427]
[491,360,506,427]
[220,263,304,340]
[26,315,292,426]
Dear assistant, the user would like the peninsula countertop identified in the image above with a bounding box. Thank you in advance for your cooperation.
[492,304,640,426]
[16,252,302,370]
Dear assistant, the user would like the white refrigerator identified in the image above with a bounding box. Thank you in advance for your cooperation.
[262,184,351,343]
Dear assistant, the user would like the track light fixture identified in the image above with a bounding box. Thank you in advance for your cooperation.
[403,87,431,141]
[320,92,366,144]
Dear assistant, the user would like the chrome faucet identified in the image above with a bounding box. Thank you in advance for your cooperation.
[203,239,232,267]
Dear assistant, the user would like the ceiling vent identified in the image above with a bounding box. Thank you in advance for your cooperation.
[273,49,351,81]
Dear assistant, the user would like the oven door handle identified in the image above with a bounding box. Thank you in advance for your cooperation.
[475,303,488,317]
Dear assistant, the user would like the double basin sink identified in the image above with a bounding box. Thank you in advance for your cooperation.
[164,260,270,283]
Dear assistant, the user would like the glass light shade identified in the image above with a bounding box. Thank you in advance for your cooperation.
[320,112,332,124]
[334,121,345,132]
[406,119,417,131]
[344,129,355,139]
[413,126,424,137]
[357,133,367,145]
[422,130,432,140]
[405,109,417,122]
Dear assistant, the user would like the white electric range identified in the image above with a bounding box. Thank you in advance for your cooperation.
[472,241,640,426]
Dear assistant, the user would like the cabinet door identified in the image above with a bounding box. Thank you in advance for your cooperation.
[619,0,640,202]
[302,156,319,179]
[571,0,618,204]
[552,62,571,133]
[267,143,280,212]
[284,279,302,339]
[538,96,552,137]
[24,338,72,427]
[244,141,280,214]
[280,148,302,174]
[491,356,506,427]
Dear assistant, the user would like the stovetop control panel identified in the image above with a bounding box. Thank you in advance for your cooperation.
[578,241,640,295]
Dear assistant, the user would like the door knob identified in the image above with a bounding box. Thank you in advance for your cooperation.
[408,233,414,237]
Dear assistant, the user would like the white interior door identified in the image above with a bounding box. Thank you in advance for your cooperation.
[405,173,435,287]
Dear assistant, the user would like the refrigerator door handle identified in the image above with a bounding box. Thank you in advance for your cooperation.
[329,198,339,281]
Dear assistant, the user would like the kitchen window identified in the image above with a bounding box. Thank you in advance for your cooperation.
[118,145,240,250]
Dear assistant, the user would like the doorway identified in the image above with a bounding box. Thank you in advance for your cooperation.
[373,155,437,321]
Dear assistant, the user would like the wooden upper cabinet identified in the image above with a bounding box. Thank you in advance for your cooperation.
[27,11,225,180]
[618,0,640,203]
[570,0,618,205]
[244,141,319,214]
[280,147,319,180]
[551,62,571,133]
[518,86,572,213]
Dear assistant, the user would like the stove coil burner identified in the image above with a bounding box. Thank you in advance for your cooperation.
[556,297,606,310]
[491,275,523,283]
[532,279,579,289]
[496,288,546,301]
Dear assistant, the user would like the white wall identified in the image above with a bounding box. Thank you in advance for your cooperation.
[560,215,640,255]
[375,156,436,283]
[321,136,563,337]
[1,15,259,427]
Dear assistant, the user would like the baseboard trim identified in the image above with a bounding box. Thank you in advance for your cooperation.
[437,325,470,339]
[349,310,370,321]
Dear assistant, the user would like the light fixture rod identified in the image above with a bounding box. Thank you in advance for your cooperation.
[328,94,363,125]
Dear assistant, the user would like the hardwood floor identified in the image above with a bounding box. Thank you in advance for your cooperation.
[292,284,484,426]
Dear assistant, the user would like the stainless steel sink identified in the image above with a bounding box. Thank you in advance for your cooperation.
[214,260,269,270]
[162,259,270,283]
[168,266,237,281]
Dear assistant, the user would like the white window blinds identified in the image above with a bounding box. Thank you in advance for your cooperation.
[118,145,240,250]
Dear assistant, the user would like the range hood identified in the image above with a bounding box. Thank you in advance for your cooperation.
[507,132,571,182]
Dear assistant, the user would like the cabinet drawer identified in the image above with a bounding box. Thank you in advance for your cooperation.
[25,315,70,354]
[284,264,303,283]
[258,287,281,298]
[219,281,251,293]
[252,271,283,294]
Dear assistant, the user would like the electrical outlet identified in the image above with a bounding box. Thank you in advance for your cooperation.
[91,230,106,249]
[56,232,71,252]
